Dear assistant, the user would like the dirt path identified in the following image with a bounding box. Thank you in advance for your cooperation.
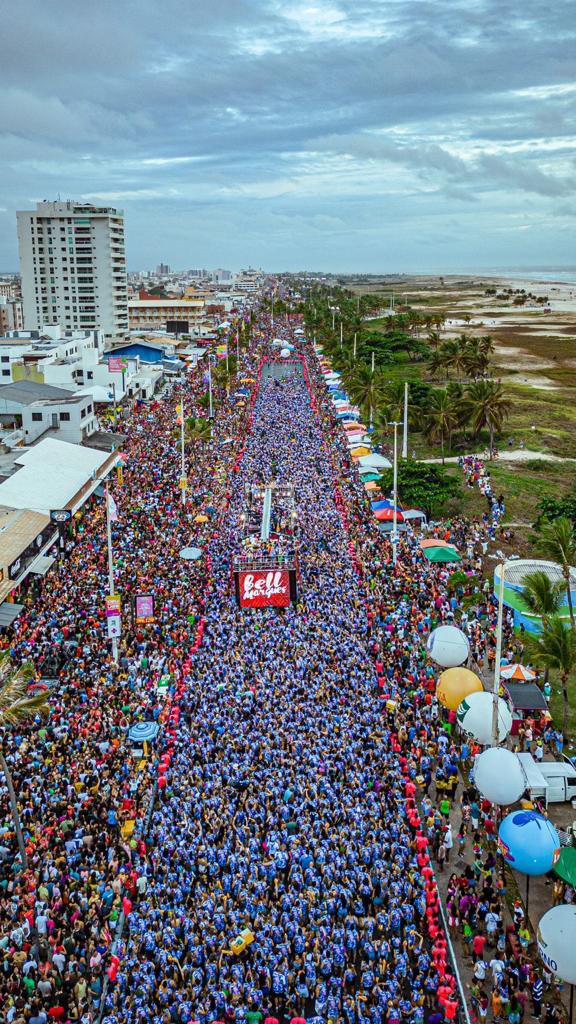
[422,448,576,465]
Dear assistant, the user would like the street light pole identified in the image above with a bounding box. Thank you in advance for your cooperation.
[492,560,507,745]
[402,381,409,459]
[111,382,118,430]
[390,421,401,567]
[179,392,186,507]
[353,333,357,360]
[371,351,375,374]
[340,321,343,349]
[208,357,213,421]
[105,482,119,665]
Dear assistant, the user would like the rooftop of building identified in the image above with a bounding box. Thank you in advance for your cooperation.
[0,437,117,515]
[0,381,75,405]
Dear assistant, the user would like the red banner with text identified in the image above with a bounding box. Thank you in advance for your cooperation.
[237,569,291,608]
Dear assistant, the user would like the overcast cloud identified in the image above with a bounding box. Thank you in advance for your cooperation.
[1,0,575,271]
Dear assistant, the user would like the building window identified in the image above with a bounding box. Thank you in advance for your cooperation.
[59,412,71,421]
[31,412,43,421]
[2,370,10,377]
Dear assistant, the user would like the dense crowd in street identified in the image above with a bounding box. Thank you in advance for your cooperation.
[0,308,567,1024]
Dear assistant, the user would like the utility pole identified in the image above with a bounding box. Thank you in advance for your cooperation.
[110,382,118,431]
[390,421,401,567]
[371,350,375,374]
[179,393,186,507]
[402,381,409,459]
[353,333,357,360]
[340,321,343,349]
[492,562,507,745]
[105,482,119,665]
[208,357,214,421]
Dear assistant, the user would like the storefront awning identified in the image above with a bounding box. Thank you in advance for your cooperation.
[28,554,56,577]
[0,602,24,628]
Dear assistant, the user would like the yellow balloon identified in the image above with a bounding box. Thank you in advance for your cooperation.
[437,667,483,711]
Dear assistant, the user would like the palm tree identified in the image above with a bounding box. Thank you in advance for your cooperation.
[343,366,388,420]
[427,330,443,352]
[478,334,495,359]
[520,571,566,617]
[461,339,489,379]
[422,388,460,463]
[536,517,576,630]
[0,656,48,867]
[460,379,509,453]
[523,616,576,740]
[184,416,211,444]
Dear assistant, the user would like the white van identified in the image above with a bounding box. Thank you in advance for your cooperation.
[516,754,576,805]
[540,759,576,804]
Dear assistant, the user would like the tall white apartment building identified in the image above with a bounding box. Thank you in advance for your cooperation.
[17,201,129,338]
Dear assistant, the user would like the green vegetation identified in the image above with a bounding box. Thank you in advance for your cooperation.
[0,654,48,868]
[524,616,576,740]
[378,462,461,518]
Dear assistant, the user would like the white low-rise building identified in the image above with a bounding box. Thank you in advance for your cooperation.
[0,437,118,515]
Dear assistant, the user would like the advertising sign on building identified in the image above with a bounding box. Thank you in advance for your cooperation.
[108,356,126,373]
[237,569,291,608]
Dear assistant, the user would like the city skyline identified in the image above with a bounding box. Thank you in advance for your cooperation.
[1,0,575,272]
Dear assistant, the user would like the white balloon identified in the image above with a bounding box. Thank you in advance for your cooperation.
[538,905,576,983]
[427,625,470,668]
[474,747,526,805]
[457,692,513,745]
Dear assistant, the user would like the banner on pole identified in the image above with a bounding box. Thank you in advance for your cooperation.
[107,615,122,638]
[108,357,126,373]
[105,594,121,617]
[135,593,155,624]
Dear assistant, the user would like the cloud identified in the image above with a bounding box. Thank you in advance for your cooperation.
[0,0,575,270]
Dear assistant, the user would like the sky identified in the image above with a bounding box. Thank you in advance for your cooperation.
[1,0,575,273]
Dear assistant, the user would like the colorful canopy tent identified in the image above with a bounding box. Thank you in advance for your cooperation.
[374,507,405,523]
[358,454,392,469]
[371,499,403,511]
[364,481,380,492]
[402,508,427,522]
[420,538,453,549]
[350,446,371,457]
[361,472,381,482]
[500,664,537,681]
[422,545,462,563]
[553,848,576,887]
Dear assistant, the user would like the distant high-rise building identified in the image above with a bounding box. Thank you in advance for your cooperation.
[17,200,128,337]
[156,263,171,276]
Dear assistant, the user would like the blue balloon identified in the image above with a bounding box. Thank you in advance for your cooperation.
[498,810,560,876]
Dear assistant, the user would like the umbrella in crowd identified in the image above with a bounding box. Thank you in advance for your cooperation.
[501,663,537,681]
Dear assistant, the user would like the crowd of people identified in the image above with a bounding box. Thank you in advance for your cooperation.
[0,308,568,1024]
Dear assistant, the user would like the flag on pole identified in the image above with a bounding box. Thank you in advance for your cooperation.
[108,492,120,522]
[216,343,228,360]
